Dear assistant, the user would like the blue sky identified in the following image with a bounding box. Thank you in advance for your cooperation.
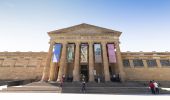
[0,0,170,52]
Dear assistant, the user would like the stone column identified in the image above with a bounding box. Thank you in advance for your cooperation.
[101,42,110,82]
[143,60,148,68]
[115,41,126,82]
[49,62,58,81]
[73,42,80,81]
[41,41,54,81]
[88,42,94,82]
[156,58,162,68]
[129,59,134,68]
[57,42,67,82]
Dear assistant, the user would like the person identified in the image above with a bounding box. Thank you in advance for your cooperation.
[116,74,120,82]
[60,74,65,88]
[81,79,86,93]
[97,74,100,83]
[113,74,116,81]
[60,78,63,88]
[153,80,159,94]
[149,80,155,94]
[62,74,65,82]
[97,74,101,83]
[82,75,85,81]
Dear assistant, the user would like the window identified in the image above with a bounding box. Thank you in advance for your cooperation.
[160,59,170,67]
[133,59,144,67]
[123,59,130,67]
[147,59,157,67]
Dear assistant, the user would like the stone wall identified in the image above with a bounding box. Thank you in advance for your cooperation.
[122,52,170,81]
[0,52,47,80]
[0,51,170,81]
[124,68,170,81]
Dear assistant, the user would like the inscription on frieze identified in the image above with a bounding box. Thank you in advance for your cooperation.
[66,37,77,39]
[56,36,113,40]
[101,37,110,39]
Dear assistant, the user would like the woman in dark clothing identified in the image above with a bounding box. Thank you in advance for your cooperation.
[81,79,86,93]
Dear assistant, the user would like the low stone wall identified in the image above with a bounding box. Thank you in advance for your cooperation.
[0,52,47,80]
[122,52,170,81]
[0,67,44,80]
[124,68,170,81]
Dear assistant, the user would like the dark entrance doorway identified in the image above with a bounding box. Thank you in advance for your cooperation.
[109,66,112,76]
[80,65,89,82]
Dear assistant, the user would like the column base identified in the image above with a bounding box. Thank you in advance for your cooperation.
[41,74,49,82]
[48,81,57,83]
[72,81,81,84]
[104,81,112,83]
[73,76,80,82]
[88,79,95,82]
[119,77,125,82]
[56,78,61,82]
[88,81,96,84]
[40,79,48,82]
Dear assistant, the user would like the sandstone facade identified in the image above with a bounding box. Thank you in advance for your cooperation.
[0,23,170,82]
[0,52,47,80]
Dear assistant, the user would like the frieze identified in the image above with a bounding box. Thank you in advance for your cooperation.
[54,36,115,40]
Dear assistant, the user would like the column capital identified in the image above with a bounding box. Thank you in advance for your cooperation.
[49,41,55,45]
[114,41,121,45]
[75,42,80,45]
[101,41,107,46]
[61,42,68,45]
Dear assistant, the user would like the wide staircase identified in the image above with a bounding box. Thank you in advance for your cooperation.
[1,81,170,94]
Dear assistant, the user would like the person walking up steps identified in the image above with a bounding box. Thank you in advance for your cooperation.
[60,74,65,88]
[81,79,86,93]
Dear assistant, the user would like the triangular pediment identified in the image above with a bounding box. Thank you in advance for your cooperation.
[48,23,121,36]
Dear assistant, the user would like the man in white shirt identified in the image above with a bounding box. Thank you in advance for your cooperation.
[153,80,159,94]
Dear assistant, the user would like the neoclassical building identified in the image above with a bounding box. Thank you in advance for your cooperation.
[41,23,125,82]
[0,23,170,82]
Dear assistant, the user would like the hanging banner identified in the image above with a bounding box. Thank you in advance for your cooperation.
[107,44,116,63]
[67,44,75,62]
[52,44,62,62]
[94,44,102,63]
[80,44,88,63]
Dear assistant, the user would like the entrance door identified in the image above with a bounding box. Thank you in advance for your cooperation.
[109,66,112,76]
[80,65,88,82]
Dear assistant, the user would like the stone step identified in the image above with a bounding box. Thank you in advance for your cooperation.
[1,82,170,94]
[61,87,170,94]
[49,82,146,87]
[2,86,170,94]
[2,86,61,92]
